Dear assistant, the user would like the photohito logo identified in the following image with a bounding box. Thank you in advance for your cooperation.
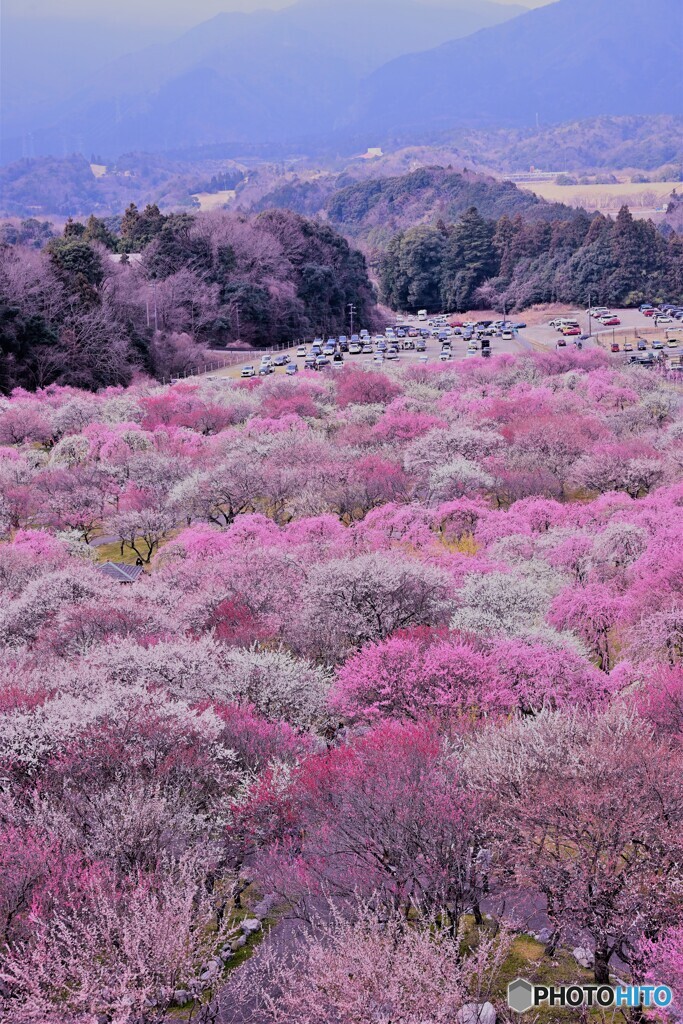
[508,978,673,1014]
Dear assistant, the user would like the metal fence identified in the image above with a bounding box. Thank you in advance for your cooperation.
[159,338,302,385]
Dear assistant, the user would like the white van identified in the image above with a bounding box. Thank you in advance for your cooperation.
[418,309,428,321]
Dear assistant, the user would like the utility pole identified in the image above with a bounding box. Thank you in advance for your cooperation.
[587,293,592,338]
[235,301,241,344]
[348,303,357,336]
[153,280,158,333]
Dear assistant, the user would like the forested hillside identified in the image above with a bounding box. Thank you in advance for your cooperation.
[380,205,683,312]
[0,207,376,393]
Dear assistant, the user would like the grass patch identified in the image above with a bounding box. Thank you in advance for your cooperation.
[460,917,607,1022]
[92,540,142,565]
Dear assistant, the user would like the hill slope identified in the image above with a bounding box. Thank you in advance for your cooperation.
[356,0,683,136]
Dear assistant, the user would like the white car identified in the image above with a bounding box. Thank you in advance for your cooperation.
[296,345,307,358]
[501,330,514,341]
[349,342,362,354]
[260,354,272,366]
[656,316,673,324]
[373,353,385,364]
[241,365,256,378]
[385,348,399,360]
[667,338,679,348]
[439,350,453,361]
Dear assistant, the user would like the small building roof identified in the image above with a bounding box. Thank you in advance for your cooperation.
[97,561,144,583]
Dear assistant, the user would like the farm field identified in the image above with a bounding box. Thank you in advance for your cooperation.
[518,178,678,217]
[192,189,237,211]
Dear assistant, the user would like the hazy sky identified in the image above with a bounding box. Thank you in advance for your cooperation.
[8,0,553,28]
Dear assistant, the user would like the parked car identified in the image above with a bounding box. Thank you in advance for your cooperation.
[273,354,290,366]
[373,353,384,364]
[655,316,673,325]
[315,355,330,367]
[557,338,567,347]
[360,329,370,339]
[652,339,664,349]
[296,345,307,358]
[439,350,453,361]
[611,342,620,352]
[386,348,399,360]
[349,342,363,354]
[637,339,648,350]
[240,365,255,378]
[643,309,658,317]
[667,338,679,348]
[563,327,581,336]
[501,330,514,341]
[416,340,426,352]
[258,364,273,376]
[285,363,298,376]
[362,343,373,354]
[333,351,344,362]
[601,317,621,326]
[513,322,527,329]
[623,341,634,352]
[260,354,272,365]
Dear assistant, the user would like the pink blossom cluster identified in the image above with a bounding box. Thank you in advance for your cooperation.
[1,352,682,1021]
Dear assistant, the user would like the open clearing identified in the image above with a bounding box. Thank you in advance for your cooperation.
[192,189,237,211]
[518,179,677,216]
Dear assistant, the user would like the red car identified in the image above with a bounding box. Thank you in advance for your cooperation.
[602,317,621,326]
[611,342,620,352]
[643,308,658,317]
[562,327,581,336]
[449,321,464,328]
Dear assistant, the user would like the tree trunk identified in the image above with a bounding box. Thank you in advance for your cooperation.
[593,948,611,984]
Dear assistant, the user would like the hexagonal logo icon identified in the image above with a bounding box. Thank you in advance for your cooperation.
[508,978,534,1014]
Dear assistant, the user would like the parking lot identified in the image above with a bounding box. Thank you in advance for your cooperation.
[201,306,683,382]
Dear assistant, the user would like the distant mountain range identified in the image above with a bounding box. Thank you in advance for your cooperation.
[357,0,683,136]
[0,0,523,162]
[1,0,681,165]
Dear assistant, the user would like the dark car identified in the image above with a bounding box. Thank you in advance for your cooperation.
[637,339,648,351]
